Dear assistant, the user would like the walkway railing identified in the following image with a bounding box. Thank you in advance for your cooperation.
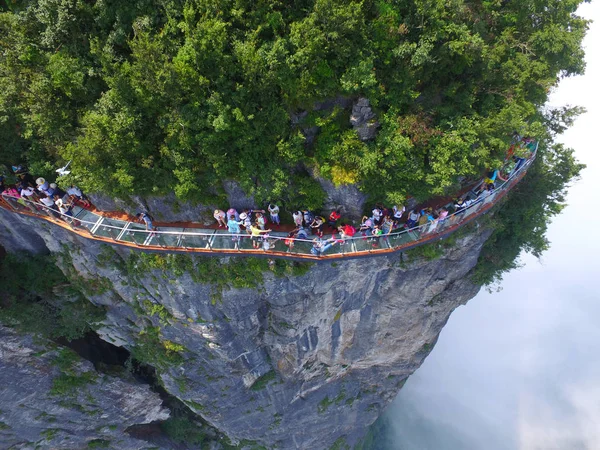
[0,155,535,261]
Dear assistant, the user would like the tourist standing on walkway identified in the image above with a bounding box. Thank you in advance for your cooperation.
[137,212,156,232]
[250,222,271,249]
[227,215,242,241]
[268,203,280,225]
[214,209,227,227]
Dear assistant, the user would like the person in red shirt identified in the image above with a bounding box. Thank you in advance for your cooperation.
[328,209,341,228]
[338,223,356,242]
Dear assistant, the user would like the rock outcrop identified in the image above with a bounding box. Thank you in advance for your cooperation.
[350,97,379,141]
[0,326,169,450]
[0,206,489,449]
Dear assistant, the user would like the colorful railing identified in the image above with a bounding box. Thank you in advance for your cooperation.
[0,156,535,261]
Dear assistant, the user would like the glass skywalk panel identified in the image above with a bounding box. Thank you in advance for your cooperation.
[350,234,374,253]
[212,230,238,251]
[179,229,212,249]
[73,209,101,231]
[119,222,150,245]
[388,229,417,248]
[154,228,185,248]
[93,217,126,240]
[287,239,314,256]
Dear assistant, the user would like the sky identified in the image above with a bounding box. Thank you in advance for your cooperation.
[380,2,600,449]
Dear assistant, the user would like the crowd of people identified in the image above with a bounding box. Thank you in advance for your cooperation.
[0,165,90,223]
[1,137,533,256]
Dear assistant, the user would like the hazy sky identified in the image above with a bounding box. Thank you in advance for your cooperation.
[382,2,600,449]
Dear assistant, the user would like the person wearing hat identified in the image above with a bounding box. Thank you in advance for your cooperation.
[213,209,226,227]
[237,211,252,234]
[36,177,49,193]
[226,207,239,222]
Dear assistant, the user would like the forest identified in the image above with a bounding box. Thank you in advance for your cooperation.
[0,0,588,208]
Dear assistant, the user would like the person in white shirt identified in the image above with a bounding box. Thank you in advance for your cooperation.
[268,204,280,225]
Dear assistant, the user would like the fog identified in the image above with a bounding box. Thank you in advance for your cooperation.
[379,2,600,449]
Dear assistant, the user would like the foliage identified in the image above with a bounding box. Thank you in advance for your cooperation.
[472,139,584,286]
[87,439,111,449]
[50,347,97,396]
[129,326,185,369]
[0,0,589,210]
[160,417,205,446]
[0,253,106,340]
[249,370,277,391]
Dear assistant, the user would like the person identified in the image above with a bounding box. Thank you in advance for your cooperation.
[371,207,382,225]
[404,209,420,229]
[302,210,314,227]
[227,214,243,241]
[261,233,275,251]
[338,223,356,242]
[381,216,394,238]
[310,237,339,256]
[240,212,252,234]
[67,185,91,208]
[478,183,494,200]
[226,207,239,222]
[2,185,19,199]
[359,216,374,237]
[292,210,303,227]
[38,193,59,218]
[1,185,21,210]
[437,208,449,222]
[19,183,38,210]
[370,225,383,247]
[511,155,526,175]
[16,171,35,188]
[55,196,75,221]
[284,231,296,250]
[328,209,341,228]
[268,203,280,225]
[310,215,325,237]
[249,222,271,249]
[392,205,405,225]
[0,175,5,193]
[36,177,50,196]
[295,226,309,240]
[256,212,266,230]
[418,208,434,228]
[136,212,156,232]
[484,169,507,186]
[213,209,227,227]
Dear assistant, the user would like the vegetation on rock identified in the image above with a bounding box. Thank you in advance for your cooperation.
[0,253,106,340]
[0,0,589,209]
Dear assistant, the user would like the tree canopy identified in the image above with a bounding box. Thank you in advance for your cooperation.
[0,0,589,208]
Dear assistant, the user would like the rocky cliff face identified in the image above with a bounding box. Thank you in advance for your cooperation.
[0,326,169,449]
[0,207,489,449]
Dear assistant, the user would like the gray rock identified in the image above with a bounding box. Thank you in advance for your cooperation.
[0,209,492,449]
[0,326,169,450]
[0,207,49,254]
[350,97,380,141]
[222,179,257,211]
[313,173,368,221]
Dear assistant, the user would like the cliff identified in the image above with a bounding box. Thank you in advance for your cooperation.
[0,207,490,449]
[0,326,169,449]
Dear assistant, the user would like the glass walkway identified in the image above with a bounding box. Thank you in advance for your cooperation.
[0,157,535,261]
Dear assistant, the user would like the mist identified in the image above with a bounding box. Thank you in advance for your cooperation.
[378,2,600,449]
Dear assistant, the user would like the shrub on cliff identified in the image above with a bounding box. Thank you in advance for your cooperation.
[0,0,589,207]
